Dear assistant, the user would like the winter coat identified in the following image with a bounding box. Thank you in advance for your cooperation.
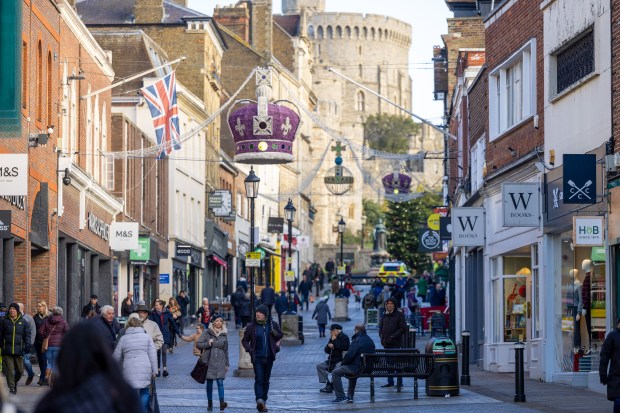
[341,331,375,372]
[430,287,446,306]
[196,324,229,380]
[260,287,276,306]
[113,327,157,389]
[237,278,248,293]
[91,314,121,351]
[0,314,31,356]
[600,328,620,400]
[120,299,134,318]
[231,290,245,311]
[363,293,376,310]
[240,298,252,318]
[378,302,407,348]
[417,277,428,296]
[33,312,50,345]
[22,313,36,346]
[39,315,69,348]
[312,301,331,325]
[324,331,350,371]
[117,314,163,351]
[180,331,203,356]
[241,320,283,363]
[298,280,312,295]
[176,294,190,317]
[149,309,180,347]
[80,302,101,318]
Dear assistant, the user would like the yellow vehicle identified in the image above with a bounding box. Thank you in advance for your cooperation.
[378,262,410,285]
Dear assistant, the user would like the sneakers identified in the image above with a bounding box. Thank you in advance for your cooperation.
[8,388,16,395]
[162,370,169,377]
[319,384,333,393]
[331,397,347,403]
[156,371,161,377]
[25,375,34,385]
[346,397,354,403]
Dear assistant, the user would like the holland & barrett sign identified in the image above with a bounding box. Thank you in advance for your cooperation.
[573,216,604,246]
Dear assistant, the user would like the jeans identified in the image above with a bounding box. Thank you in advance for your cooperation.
[331,364,358,399]
[46,346,61,373]
[318,324,326,337]
[206,379,225,401]
[138,387,150,413]
[253,357,274,402]
[23,353,34,378]
[157,344,169,370]
[301,293,309,310]
[34,342,47,379]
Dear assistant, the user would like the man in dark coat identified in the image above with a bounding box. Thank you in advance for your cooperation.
[90,305,121,352]
[274,291,288,327]
[231,286,246,328]
[175,290,190,332]
[297,275,312,311]
[378,297,407,388]
[241,304,283,413]
[80,294,101,318]
[0,303,31,394]
[331,324,375,403]
[260,283,276,316]
[325,259,335,278]
[317,324,350,393]
[600,318,620,408]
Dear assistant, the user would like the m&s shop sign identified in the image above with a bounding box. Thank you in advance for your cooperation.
[573,216,604,246]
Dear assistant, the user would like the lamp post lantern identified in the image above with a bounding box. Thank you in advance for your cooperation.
[284,199,296,312]
[338,217,346,288]
[244,167,260,319]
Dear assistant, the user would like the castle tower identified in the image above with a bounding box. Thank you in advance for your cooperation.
[282,0,325,15]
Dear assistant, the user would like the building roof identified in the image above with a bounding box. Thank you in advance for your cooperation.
[76,0,206,25]
[273,15,300,37]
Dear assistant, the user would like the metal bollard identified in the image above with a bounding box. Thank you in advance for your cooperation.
[461,330,471,386]
[514,342,526,402]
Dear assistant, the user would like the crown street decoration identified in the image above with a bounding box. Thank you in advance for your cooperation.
[324,140,354,195]
[382,170,412,195]
[227,67,300,164]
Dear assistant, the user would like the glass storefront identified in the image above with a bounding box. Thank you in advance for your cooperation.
[559,231,606,372]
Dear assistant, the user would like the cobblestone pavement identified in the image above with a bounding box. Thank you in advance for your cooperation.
[7,288,612,412]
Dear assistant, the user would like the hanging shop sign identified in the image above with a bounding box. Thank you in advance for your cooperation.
[297,235,309,248]
[0,210,11,238]
[130,237,151,263]
[87,212,110,241]
[0,154,27,196]
[427,213,441,231]
[439,217,452,240]
[451,207,485,247]
[502,182,540,227]
[268,217,284,234]
[109,222,139,251]
[564,154,596,204]
[418,228,442,252]
[573,216,604,246]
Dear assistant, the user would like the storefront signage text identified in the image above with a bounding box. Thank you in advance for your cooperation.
[0,154,28,196]
[0,210,11,238]
[573,216,604,246]
[502,182,540,227]
[451,207,485,247]
[109,222,139,251]
[88,212,110,241]
[0,195,24,210]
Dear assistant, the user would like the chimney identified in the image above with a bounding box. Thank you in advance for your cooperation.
[250,0,273,61]
[213,3,251,43]
[134,0,164,24]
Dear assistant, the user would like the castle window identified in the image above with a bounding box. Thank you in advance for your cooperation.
[359,64,363,78]
[336,26,342,38]
[345,26,351,39]
[354,27,360,39]
[378,28,383,39]
[317,26,324,39]
[356,91,365,112]
[363,27,368,39]
[308,25,315,38]
[327,26,333,39]
[348,204,355,219]
[371,28,376,40]
[359,46,362,55]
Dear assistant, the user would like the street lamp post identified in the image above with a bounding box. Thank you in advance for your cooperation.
[338,217,346,289]
[361,214,367,249]
[284,199,296,312]
[244,167,260,319]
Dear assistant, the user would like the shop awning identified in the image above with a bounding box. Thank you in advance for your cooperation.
[212,255,227,268]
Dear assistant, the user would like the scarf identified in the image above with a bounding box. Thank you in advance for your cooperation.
[256,319,267,326]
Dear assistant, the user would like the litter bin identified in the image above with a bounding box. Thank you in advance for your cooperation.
[425,337,459,396]
[298,315,304,344]
[403,327,416,349]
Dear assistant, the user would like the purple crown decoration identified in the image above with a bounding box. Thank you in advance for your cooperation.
[382,171,412,194]
[227,68,300,164]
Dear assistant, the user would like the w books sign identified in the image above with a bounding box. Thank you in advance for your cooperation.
[451,207,485,247]
[502,183,540,227]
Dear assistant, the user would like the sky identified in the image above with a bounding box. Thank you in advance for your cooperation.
[188,0,451,124]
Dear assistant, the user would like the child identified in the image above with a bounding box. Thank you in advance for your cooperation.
[181,324,205,356]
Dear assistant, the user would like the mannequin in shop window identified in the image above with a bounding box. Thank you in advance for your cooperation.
[578,259,593,353]
[571,269,584,352]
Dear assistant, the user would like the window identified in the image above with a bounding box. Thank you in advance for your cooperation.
[345,26,351,39]
[336,26,342,38]
[470,137,486,192]
[348,204,354,219]
[358,64,363,78]
[326,26,333,39]
[47,51,52,126]
[317,26,324,39]
[407,153,424,173]
[36,40,42,122]
[307,25,314,38]
[489,39,536,140]
[21,41,27,109]
[354,27,359,39]
[554,29,594,96]
[363,27,368,39]
[356,91,365,112]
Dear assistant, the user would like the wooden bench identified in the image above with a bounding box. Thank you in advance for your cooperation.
[346,349,435,402]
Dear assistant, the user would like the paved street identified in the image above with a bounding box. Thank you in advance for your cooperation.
[7,292,612,412]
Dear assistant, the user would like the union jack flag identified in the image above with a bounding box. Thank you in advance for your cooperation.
[141,71,181,159]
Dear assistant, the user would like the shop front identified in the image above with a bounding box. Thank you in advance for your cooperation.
[128,236,162,307]
[205,220,228,300]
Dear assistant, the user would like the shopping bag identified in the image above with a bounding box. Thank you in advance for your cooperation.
[148,376,160,413]
[190,358,209,384]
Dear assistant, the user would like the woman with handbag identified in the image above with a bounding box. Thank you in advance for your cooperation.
[113,317,157,413]
[167,297,182,352]
[38,307,69,387]
[196,315,229,412]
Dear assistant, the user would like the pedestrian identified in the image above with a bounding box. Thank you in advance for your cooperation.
[17,303,36,386]
[297,275,312,311]
[231,286,245,328]
[131,305,164,351]
[417,275,428,303]
[180,323,205,356]
[0,303,31,394]
[238,276,248,293]
[91,305,121,352]
[196,298,215,329]
[167,297,183,351]
[429,282,446,306]
[34,322,141,413]
[149,299,181,377]
[39,306,69,387]
[176,290,190,333]
[317,324,350,393]
[378,297,407,389]
[241,304,283,412]
[600,317,620,411]
[406,287,419,322]
[240,293,252,328]
[274,291,288,327]
[325,258,335,279]
[197,315,229,411]
[113,316,157,413]
[362,291,376,325]
[330,324,375,403]
[319,267,326,292]
[121,291,134,317]
[312,297,331,338]
[33,300,51,386]
[260,283,276,316]
[331,278,339,295]
[80,294,101,319]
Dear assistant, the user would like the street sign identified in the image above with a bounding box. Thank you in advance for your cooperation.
[159,273,170,284]
[246,252,261,267]
[337,265,346,275]
[285,270,295,282]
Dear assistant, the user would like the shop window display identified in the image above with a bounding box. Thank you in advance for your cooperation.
[502,256,531,343]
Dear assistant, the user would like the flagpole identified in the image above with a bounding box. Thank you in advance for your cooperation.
[80,56,186,100]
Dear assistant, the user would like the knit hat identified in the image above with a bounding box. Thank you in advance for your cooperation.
[211,314,224,323]
[8,303,20,314]
[256,304,270,318]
